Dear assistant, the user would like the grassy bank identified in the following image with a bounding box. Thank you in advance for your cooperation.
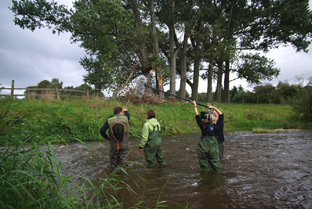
[1,97,311,143]
[1,97,311,208]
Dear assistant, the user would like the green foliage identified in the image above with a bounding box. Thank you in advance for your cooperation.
[292,85,312,121]
[235,53,280,84]
[0,99,189,208]
[37,79,51,88]
[1,97,311,145]
[0,138,157,208]
[0,97,28,144]
[230,80,309,105]
[10,0,312,102]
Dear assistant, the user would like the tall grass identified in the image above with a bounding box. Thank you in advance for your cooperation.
[1,98,311,144]
[0,98,187,208]
[0,139,145,208]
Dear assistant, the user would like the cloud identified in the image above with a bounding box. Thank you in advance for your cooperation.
[1,0,311,97]
[0,0,85,93]
[267,45,312,85]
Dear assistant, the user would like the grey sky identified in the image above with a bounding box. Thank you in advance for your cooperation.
[1,0,311,96]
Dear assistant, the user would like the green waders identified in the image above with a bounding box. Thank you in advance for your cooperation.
[144,126,166,168]
[218,142,224,159]
[197,135,220,172]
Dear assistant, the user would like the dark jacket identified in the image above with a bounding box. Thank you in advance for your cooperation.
[100,111,130,139]
[215,114,225,144]
[195,114,223,139]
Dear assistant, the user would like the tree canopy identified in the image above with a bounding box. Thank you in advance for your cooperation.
[10,0,312,101]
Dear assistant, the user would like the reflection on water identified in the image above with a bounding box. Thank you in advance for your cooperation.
[52,130,312,208]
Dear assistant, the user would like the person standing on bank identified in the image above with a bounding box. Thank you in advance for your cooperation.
[191,101,222,172]
[100,107,130,168]
[139,110,166,168]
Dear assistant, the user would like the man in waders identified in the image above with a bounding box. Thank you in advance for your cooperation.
[191,101,222,172]
[139,110,166,168]
[100,107,130,168]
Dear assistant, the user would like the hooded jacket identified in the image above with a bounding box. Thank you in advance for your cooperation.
[139,118,161,148]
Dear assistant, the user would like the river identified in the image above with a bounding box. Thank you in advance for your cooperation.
[52,129,312,208]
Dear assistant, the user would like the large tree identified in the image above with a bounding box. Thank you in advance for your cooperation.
[10,0,312,101]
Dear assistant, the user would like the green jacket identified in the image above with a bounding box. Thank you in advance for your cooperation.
[139,118,161,148]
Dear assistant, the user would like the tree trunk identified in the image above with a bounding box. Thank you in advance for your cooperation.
[192,53,200,101]
[223,59,230,103]
[191,19,202,101]
[130,0,151,94]
[214,60,223,102]
[149,0,164,98]
[169,24,176,98]
[207,58,214,102]
[179,31,188,101]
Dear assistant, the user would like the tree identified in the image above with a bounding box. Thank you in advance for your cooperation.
[37,80,51,88]
[148,0,164,98]
[292,81,312,121]
[10,0,312,100]
[11,0,155,94]
[253,84,276,104]
[233,53,280,85]
[199,0,312,102]
[275,81,299,104]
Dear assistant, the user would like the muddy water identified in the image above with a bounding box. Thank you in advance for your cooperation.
[52,130,312,208]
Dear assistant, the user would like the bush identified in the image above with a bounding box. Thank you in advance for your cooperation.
[292,85,312,121]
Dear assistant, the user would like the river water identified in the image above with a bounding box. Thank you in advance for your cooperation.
[52,130,312,208]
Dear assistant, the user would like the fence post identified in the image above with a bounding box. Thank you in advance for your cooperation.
[87,90,89,99]
[11,80,14,98]
[27,88,30,99]
[55,85,60,100]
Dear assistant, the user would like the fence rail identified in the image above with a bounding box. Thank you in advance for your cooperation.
[0,80,89,99]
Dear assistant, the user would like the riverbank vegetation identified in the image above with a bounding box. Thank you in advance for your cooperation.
[0,97,188,208]
[1,97,311,208]
[1,97,311,144]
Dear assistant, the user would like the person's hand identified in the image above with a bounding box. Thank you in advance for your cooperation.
[139,148,143,153]
[123,108,128,111]
[191,101,196,106]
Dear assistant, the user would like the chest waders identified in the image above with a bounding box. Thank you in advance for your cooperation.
[107,116,130,168]
[144,125,166,168]
[197,135,220,172]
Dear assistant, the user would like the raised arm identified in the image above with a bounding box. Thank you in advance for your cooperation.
[208,105,222,116]
[191,101,199,116]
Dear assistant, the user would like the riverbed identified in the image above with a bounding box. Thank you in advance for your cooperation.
[52,130,312,208]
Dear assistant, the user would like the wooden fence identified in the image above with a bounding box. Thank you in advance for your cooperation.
[0,80,89,99]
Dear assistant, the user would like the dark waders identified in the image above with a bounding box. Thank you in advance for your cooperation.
[109,137,129,168]
[108,116,129,168]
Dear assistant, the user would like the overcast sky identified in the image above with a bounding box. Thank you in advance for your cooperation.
[1,0,312,96]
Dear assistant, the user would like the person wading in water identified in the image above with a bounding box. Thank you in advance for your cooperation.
[191,101,223,172]
[139,109,166,168]
[100,107,130,168]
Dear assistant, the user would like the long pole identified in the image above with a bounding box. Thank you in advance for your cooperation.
[146,85,209,108]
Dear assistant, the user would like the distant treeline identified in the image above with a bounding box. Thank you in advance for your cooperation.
[167,80,311,121]
[24,78,104,97]
[192,80,311,105]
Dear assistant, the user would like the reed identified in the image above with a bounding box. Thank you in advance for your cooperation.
[0,98,187,208]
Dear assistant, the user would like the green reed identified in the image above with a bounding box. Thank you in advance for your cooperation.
[0,98,187,208]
